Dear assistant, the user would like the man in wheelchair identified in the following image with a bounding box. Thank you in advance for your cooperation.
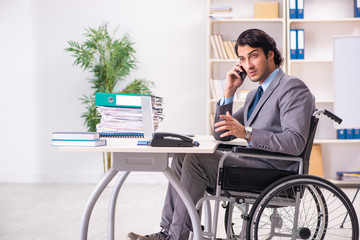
[127,29,357,240]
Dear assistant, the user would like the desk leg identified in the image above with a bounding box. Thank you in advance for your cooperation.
[163,167,203,240]
[80,167,118,240]
[107,171,130,240]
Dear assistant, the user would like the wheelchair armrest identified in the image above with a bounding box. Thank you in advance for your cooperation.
[217,144,304,174]
[232,145,297,158]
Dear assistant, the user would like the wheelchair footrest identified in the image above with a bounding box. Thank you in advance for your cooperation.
[220,166,297,193]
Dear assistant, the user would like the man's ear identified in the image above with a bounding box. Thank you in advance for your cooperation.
[267,50,275,61]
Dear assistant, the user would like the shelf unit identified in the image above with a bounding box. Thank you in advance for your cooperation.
[207,0,287,132]
[207,0,360,180]
[286,0,360,141]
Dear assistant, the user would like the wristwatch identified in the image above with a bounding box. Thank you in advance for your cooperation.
[245,126,252,141]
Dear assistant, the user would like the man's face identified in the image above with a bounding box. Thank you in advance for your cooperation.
[237,45,275,84]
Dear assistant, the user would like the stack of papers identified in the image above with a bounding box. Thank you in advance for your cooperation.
[96,107,144,133]
[95,93,165,137]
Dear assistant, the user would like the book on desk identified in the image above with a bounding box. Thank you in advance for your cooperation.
[52,139,106,147]
[51,132,106,147]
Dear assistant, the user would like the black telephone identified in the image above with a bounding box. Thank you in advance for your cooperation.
[150,132,200,147]
[237,66,247,80]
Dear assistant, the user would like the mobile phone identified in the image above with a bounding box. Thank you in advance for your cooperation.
[236,66,247,80]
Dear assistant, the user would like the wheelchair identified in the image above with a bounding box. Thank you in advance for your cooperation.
[195,109,359,240]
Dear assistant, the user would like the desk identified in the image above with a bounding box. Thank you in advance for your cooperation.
[59,135,220,240]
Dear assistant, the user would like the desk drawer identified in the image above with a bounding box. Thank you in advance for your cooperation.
[112,152,168,172]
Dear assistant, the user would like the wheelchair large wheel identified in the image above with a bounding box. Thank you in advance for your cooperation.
[246,175,358,240]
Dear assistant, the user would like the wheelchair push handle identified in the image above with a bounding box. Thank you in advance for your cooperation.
[314,109,342,124]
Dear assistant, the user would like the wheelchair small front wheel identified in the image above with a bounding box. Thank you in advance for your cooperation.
[246,175,359,240]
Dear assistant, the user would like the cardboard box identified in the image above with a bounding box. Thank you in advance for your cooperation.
[254,2,279,19]
[309,144,324,177]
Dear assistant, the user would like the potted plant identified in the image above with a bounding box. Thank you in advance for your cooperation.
[65,23,154,171]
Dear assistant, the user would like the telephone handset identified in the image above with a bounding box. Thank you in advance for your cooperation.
[150,132,200,147]
[236,66,247,80]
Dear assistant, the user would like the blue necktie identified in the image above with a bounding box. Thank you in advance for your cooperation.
[247,86,263,119]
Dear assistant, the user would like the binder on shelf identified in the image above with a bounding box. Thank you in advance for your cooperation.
[290,29,297,59]
[297,29,305,59]
[289,0,297,19]
[346,129,354,139]
[297,0,304,19]
[355,0,360,17]
[337,129,346,139]
[354,129,360,139]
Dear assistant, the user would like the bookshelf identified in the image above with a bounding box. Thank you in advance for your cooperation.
[207,0,287,132]
[207,0,360,180]
[286,0,360,141]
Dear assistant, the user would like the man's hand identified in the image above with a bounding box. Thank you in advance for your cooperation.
[214,111,246,139]
[224,63,245,98]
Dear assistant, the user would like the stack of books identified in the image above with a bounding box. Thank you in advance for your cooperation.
[51,132,106,147]
[95,93,165,138]
[209,5,233,20]
[210,34,237,60]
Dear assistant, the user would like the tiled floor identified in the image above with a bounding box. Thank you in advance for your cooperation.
[0,181,359,240]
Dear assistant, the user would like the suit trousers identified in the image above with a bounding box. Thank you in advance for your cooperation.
[159,150,299,240]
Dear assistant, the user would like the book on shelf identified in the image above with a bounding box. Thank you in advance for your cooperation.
[224,41,237,59]
[209,113,215,132]
[209,12,233,20]
[52,132,100,140]
[52,139,106,147]
[210,35,237,60]
[95,92,165,138]
[210,35,220,59]
[209,5,232,13]
[210,79,249,101]
[337,171,360,181]
[209,5,233,20]
[214,35,227,59]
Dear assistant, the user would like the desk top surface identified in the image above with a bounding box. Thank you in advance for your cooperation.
[58,135,247,154]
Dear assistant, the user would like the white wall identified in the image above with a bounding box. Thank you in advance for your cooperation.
[0,0,207,183]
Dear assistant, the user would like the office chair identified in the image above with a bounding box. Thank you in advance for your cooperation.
[194,109,359,240]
